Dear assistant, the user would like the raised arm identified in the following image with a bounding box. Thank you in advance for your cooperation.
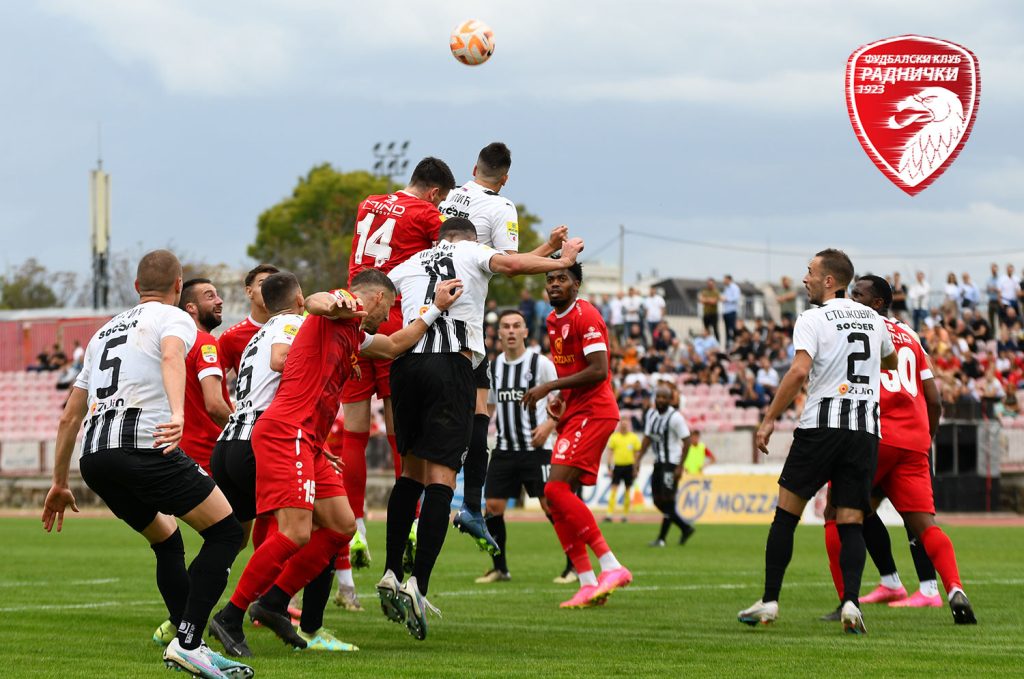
[521,225,569,257]
[305,290,367,320]
[489,238,582,277]
[360,280,464,360]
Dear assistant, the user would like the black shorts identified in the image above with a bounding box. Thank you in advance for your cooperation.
[651,462,679,497]
[474,358,491,390]
[778,427,878,513]
[209,438,257,522]
[391,353,475,471]
[610,464,635,486]
[485,449,551,500]
[79,447,217,532]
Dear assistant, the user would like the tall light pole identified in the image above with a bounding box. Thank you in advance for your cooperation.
[90,125,110,309]
[372,140,410,183]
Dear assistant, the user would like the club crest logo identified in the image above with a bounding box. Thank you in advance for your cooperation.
[561,324,571,340]
[846,35,980,196]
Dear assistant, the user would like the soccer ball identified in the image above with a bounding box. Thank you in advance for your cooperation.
[449,19,495,66]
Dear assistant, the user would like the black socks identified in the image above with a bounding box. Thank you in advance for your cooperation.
[412,484,455,595]
[838,522,867,606]
[462,414,490,513]
[385,476,424,579]
[762,507,800,603]
[487,514,508,573]
[151,528,188,628]
[178,516,243,650]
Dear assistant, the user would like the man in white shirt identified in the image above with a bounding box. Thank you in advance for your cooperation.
[721,275,741,346]
[644,287,667,345]
[609,292,625,346]
[908,271,931,332]
[755,356,780,397]
[621,287,643,338]
[998,263,1020,324]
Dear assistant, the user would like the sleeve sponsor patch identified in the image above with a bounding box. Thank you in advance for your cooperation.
[506,221,519,240]
[283,324,299,337]
[201,344,218,364]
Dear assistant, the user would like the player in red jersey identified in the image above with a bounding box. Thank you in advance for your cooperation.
[219,263,280,377]
[340,157,456,566]
[523,262,632,608]
[211,269,463,653]
[820,275,976,625]
[178,278,233,474]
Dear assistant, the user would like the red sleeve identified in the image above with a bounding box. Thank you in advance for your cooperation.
[195,333,225,380]
[579,305,609,356]
[418,202,442,242]
[218,330,240,374]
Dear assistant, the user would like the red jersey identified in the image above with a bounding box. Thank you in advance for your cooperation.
[547,299,619,422]
[181,330,231,469]
[262,310,370,448]
[218,315,263,375]
[879,318,933,453]
[347,190,442,284]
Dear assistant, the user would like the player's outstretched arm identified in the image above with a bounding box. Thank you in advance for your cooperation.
[755,350,812,455]
[154,336,187,454]
[42,386,88,532]
[524,225,569,257]
[305,290,368,320]
[489,238,583,277]
[360,279,464,360]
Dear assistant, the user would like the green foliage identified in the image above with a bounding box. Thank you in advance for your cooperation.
[486,203,548,305]
[247,164,395,293]
[0,258,59,309]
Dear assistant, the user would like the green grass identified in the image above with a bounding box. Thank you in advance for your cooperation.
[1,517,1021,678]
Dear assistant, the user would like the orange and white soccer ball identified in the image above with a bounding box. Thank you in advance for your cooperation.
[449,19,495,66]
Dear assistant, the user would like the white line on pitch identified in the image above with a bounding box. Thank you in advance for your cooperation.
[0,577,120,588]
[0,599,159,613]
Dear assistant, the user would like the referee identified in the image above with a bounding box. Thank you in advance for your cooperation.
[737,249,897,635]
[475,309,558,583]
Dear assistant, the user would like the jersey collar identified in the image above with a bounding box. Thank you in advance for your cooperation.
[554,300,578,319]
[247,314,265,328]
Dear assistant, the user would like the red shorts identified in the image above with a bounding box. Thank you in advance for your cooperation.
[252,417,346,515]
[873,443,935,514]
[341,303,403,403]
[551,416,619,486]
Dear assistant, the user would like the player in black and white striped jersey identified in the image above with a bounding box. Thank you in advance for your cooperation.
[739,248,897,635]
[42,249,251,678]
[473,309,558,583]
[210,271,305,527]
[636,386,696,547]
[379,217,583,637]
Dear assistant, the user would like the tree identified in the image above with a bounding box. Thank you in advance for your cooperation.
[0,259,60,309]
[486,204,548,306]
[248,164,394,293]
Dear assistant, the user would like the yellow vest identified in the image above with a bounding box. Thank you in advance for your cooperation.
[684,442,708,475]
[608,432,641,466]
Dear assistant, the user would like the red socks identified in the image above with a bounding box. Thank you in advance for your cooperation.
[824,520,844,599]
[274,528,352,597]
[250,515,277,550]
[230,530,299,610]
[544,480,610,568]
[335,544,351,571]
[340,430,370,520]
[387,434,401,479]
[920,525,962,594]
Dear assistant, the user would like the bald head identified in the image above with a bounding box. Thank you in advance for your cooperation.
[655,386,673,411]
[136,250,183,299]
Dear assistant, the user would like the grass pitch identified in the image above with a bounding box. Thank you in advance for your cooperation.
[0,516,1020,678]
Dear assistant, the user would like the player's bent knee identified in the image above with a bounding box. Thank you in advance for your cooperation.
[835,507,864,524]
[485,499,505,516]
[141,513,179,544]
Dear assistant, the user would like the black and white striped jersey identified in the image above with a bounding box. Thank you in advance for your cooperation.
[643,406,690,465]
[794,298,895,436]
[488,350,558,453]
[219,313,304,442]
[438,180,520,252]
[74,302,197,454]
[389,239,495,367]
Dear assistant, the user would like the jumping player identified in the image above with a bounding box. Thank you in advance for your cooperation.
[211,271,463,653]
[522,261,633,609]
[738,249,897,635]
[340,157,456,569]
[820,275,976,624]
[378,217,583,639]
[43,250,251,679]
[218,264,280,377]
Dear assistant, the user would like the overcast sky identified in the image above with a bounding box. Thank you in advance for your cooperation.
[2,0,1022,288]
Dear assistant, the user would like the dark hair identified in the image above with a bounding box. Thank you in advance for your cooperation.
[179,278,212,310]
[857,274,893,311]
[552,257,584,284]
[409,156,456,191]
[260,272,300,313]
[350,268,397,295]
[439,216,477,240]
[476,142,511,179]
[815,248,855,288]
[136,249,181,294]
[245,263,279,288]
[498,308,527,324]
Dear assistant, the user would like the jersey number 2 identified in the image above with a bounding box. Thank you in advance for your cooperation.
[846,332,871,385]
[354,215,395,267]
[96,335,128,399]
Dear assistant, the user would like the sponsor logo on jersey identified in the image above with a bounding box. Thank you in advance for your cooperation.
[496,388,526,403]
[201,344,218,364]
[838,383,850,395]
[846,35,980,196]
[506,221,519,241]
[556,438,571,455]
[283,324,299,337]
[553,337,564,355]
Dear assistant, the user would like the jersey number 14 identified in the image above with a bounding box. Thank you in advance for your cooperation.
[354,215,395,267]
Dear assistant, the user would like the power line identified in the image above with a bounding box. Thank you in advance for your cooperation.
[580,233,619,263]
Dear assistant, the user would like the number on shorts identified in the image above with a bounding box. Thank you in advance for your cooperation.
[303,479,316,504]
[846,332,871,385]
[354,214,395,267]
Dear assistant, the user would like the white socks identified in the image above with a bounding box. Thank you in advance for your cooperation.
[880,572,902,590]
[355,517,366,537]
[335,568,355,588]
[598,552,622,572]
[578,570,598,587]
[920,579,940,597]
[947,586,964,602]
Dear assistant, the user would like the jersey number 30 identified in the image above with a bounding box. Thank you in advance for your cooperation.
[355,215,395,267]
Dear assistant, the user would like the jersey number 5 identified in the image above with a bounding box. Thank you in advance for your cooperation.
[96,335,129,399]
[235,343,259,401]
[354,214,395,267]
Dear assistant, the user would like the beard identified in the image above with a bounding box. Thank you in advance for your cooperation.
[198,308,222,332]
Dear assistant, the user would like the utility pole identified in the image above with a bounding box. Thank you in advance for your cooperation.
[618,224,625,293]
[90,124,110,309]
